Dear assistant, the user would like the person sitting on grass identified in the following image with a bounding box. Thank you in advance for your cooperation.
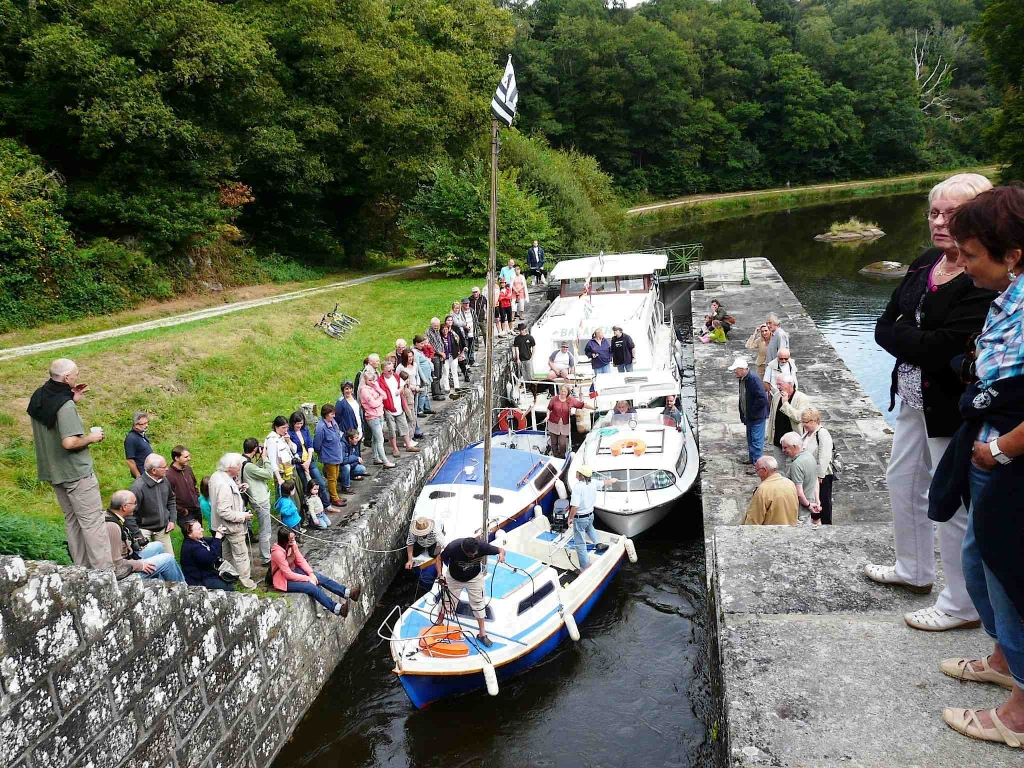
[179,519,235,591]
[275,479,302,528]
[270,528,361,616]
[304,482,331,529]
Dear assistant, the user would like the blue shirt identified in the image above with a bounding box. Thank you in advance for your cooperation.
[124,429,152,469]
[977,273,1024,441]
[570,479,599,515]
[500,266,516,285]
[275,496,302,528]
[584,338,613,368]
[336,398,360,435]
[312,418,343,464]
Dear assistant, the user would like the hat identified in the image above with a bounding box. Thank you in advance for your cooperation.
[577,465,593,478]
[560,340,570,347]
[612,325,623,332]
[412,517,434,536]
[728,357,750,370]
[517,322,527,331]
[472,286,481,293]
[462,297,470,305]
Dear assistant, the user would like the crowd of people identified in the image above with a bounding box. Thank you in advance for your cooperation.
[734,173,1024,750]
[24,274,523,615]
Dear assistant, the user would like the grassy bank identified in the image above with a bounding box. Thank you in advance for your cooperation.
[0,273,476,562]
[625,166,999,235]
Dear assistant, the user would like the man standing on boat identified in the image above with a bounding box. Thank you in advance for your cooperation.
[730,357,769,466]
[436,537,506,648]
[527,239,546,286]
[610,326,636,372]
[567,466,614,569]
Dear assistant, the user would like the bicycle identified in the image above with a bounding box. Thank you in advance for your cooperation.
[314,303,360,339]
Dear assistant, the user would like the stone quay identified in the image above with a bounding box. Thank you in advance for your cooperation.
[693,258,1011,767]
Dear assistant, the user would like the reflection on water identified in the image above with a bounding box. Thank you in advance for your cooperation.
[642,193,935,424]
[274,503,711,768]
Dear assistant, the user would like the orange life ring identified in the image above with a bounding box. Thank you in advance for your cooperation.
[610,437,647,457]
[497,408,528,431]
[418,623,470,657]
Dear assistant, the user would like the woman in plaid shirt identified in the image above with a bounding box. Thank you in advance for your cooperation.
[938,185,1024,748]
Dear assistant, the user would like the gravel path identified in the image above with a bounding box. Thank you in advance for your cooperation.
[0,264,427,362]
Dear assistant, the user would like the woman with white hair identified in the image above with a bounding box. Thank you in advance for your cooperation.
[209,452,256,589]
[866,172,998,632]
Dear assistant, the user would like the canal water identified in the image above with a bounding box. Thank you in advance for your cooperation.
[274,193,925,768]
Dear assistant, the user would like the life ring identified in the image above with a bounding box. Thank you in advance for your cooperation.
[418,623,470,657]
[610,437,647,457]
[497,408,528,432]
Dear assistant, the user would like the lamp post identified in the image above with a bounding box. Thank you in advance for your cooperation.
[741,257,751,286]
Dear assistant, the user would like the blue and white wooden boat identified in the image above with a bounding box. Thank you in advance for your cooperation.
[410,429,570,584]
[381,515,637,708]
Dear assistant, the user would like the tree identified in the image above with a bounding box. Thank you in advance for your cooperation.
[976,0,1024,182]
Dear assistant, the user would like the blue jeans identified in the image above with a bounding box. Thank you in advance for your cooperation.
[746,420,766,463]
[593,364,612,374]
[616,363,633,373]
[340,461,368,487]
[418,391,431,413]
[285,571,350,612]
[572,515,600,569]
[296,462,330,507]
[367,417,386,463]
[963,464,1024,686]
[137,542,185,583]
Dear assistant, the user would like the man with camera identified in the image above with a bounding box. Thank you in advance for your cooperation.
[241,438,274,567]
[104,489,185,582]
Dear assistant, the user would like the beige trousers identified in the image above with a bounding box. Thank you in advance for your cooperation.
[221,531,253,586]
[53,473,112,569]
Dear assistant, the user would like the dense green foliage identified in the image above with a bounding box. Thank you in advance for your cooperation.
[976,0,1024,182]
[513,0,996,197]
[0,0,1007,325]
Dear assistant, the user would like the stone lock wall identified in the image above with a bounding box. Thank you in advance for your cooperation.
[0,343,518,768]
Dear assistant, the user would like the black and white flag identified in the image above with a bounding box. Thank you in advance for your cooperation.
[490,56,518,127]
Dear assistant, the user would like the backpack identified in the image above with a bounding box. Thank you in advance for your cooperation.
[816,429,843,478]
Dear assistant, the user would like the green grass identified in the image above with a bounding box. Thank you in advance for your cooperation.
[828,216,879,235]
[0,273,475,562]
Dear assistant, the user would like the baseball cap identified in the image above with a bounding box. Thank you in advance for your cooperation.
[578,465,593,478]
[728,357,750,370]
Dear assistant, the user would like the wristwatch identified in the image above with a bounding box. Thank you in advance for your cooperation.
[989,438,1013,465]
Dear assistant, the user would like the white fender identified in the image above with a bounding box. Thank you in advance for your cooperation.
[558,588,581,641]
[624,537,638,564]
[554,478,568,500]
[494,530,508,547]
[533,504,542,519]
[483,662,500,696]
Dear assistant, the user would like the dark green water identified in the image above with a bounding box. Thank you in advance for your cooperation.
[274,193,923,768]
[640,192,935,424]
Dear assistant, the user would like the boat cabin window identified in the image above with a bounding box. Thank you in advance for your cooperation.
[560,275,651,297]
[562,278,589,296]
[472,493,504,505]
[590,277,616,294]
[618,275,647,292]
[456,602,494,621]
[599,468,676,492]
[533,464,559,492]
[516,581,556,615]
[428,490,456,500]
[676,444,688,475]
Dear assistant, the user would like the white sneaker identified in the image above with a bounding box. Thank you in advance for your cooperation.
[863,563,933,594]
[904,606,982,632]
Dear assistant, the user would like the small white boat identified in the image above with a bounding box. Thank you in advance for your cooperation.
[381,515,638,708]
[567,375,699,537]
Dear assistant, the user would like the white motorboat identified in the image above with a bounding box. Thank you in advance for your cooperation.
[567,372,698,537]
[381,515,637,708]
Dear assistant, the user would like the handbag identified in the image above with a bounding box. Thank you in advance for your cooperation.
[215,557,240,584]
[816,430,844,478]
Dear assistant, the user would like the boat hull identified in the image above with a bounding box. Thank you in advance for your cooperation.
[595,497,678,537]
[398,552,625,709]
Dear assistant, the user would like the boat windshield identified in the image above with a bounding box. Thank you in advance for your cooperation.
[596,468,675,492]
[606,410,678,428]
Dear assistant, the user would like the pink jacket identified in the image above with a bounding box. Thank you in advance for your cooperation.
[359,380,384,419]
[270,542,313,591]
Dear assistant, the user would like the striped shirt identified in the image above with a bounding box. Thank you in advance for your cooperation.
[976,273,1024,441]
[406,529,445,548]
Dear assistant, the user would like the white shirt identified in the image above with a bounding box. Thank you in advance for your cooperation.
[383,374,402,416]
[570,480,599,516]
[764,358,798,391]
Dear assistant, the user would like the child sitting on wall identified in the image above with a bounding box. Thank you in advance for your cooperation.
[275,480,302,529]
[305,482,331,529]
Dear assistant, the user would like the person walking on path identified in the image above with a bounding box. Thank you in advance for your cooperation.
[271,528,361,616]
[241,438,275,565]
[765,314,790,363]
[864,172,995,633]
[730,357,769,466]
[28,358,112,569]
[123,411,152,480]
[742,456,798,526]
[928,186,1024,748]
[527,240,546,286]
[610,326,636,372]
[209,453,257,589]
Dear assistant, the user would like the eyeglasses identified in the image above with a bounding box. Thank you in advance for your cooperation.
[926,210,953,223]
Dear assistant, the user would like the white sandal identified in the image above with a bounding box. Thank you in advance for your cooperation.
[863,563,933,594]
[904,606,981,632]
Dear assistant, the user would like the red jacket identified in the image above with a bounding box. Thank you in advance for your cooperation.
[270,542,313,591]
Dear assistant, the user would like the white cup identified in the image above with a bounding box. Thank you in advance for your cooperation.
[90,427,103,435]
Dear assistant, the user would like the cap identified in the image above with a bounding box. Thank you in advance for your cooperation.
[560,340,570,347]
[472,286,481,293]
[412,517,434,536]
[612,325,623,332]
[462,297,470,304]
[728,357,750,370]
[578,465,593,478]
[517,322,527,331]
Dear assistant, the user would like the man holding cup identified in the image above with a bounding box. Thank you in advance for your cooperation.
[27,359,113,569]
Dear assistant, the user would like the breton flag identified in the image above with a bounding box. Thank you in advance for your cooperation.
[491,56,518,127]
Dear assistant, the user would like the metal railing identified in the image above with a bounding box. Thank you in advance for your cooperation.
[546,242,703,277]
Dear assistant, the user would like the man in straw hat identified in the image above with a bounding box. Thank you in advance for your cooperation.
[406,516,445,570]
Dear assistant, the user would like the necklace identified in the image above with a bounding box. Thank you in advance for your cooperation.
[934,259,962,277]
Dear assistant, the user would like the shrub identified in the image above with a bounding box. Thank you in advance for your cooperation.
[0,512,70,564]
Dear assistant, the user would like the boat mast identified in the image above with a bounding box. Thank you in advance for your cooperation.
[482,116,499,540]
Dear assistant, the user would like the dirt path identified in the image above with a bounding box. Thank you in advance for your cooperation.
[626,166,999,216]
[0,264,428,362]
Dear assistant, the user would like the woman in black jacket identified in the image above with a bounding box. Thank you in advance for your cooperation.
[180,519,235,591]
[864,173,996,633]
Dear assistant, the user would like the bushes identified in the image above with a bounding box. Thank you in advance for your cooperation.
[0,512,70,564]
